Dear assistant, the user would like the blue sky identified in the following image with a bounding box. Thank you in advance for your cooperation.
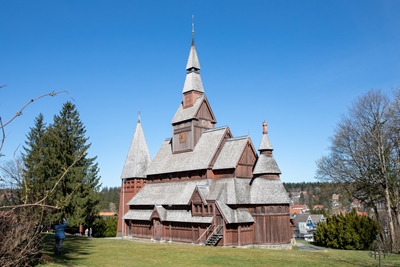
[1,1,400,188]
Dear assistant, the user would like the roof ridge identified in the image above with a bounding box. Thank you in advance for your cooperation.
[203,125,228,133]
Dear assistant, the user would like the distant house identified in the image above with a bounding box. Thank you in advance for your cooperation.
[99,212,118,220]
[351,200,363,211]
[290,204,308,214]
[313,205,324,211]
[292,214,325,241]
[332,194,339,207]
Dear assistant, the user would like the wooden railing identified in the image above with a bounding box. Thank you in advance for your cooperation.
[196,224,223,244]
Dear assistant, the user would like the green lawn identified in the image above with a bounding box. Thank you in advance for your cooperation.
[39,235,400,267]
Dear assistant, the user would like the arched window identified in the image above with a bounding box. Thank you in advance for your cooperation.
[261,206,265,214]
[269,206,274,214]
[278,206,282,213]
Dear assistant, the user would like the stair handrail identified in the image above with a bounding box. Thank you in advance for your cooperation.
[197,224,214,243]
[211,225,223,236]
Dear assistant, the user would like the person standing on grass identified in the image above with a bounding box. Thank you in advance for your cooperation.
[89,227,92,237]
[54,218,68,255]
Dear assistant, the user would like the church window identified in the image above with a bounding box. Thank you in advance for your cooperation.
[210,205,213,213]
[269,207,274,214]
[278,206,282,213]
[261,206,265,214]
[205,205,208,213]
[253,207,257,214]
[200,205,203,213]
[195,205,198,213]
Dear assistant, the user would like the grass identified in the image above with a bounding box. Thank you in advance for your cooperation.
[39,234,400,267]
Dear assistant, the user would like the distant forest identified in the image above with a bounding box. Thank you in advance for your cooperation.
[99,186,120,212]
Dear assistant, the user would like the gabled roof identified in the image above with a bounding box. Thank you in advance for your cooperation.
[128,177,290,207]
[171,95,215,124]
[216,201,254,224]
[252,154,281,175]
[191,185,209,205]
[292,213,325,225]
[213,136,249,170]
[127,180,208,205]
[123,209,152,220]
[144,126,229,175]
[121,119,151,179]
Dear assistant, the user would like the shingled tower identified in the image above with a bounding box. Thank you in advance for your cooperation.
[171,24,216,153]
[117,114,151,237]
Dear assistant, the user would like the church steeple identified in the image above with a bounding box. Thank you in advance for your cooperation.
[121,112,151,179]
[182,16,204,108]
[185,18,201,71]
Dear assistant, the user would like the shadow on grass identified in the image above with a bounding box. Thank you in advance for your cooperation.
[41,233,95,265]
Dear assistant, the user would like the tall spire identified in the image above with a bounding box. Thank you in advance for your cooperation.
[183,16,204,93]
[121,116,151,179]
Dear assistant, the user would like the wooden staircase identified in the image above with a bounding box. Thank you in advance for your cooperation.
[204,225,223,246]
[204,233,223,246]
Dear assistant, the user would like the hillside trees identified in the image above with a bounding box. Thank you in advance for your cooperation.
[316,89,400,252]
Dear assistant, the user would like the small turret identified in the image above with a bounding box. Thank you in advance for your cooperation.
[253,121,281,179]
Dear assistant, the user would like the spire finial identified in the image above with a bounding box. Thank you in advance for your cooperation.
[191,15,195,45]
[192,15,194,34]
[262,121,268,134]
[138,111,141,123]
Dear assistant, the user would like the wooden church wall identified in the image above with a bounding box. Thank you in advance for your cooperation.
[237,143,257,178]
[224,224,253,246]
[130,220,153,238]
[253,214,291,244]
[117,178,146,234]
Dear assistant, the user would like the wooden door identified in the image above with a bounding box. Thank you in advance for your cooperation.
[153,219,162,240]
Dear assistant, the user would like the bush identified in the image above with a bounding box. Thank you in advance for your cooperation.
[314,209,379,250]
[92,216,117,237]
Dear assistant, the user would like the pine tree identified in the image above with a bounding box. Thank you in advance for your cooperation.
[49,101,101,226]
[22,102,101,227]
[23,113,49,204]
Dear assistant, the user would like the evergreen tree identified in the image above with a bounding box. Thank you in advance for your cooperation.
[22,102,101,227]
[49,101,101,226]
[22,113,49,204]
[314,209,379,250]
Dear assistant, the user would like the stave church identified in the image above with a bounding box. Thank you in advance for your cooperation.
[117,27,293,248]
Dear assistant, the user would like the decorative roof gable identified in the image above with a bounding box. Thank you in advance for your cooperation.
[213,136,250,170]
[144,126,229,175]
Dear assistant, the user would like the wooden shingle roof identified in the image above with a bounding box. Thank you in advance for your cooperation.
[252,154,281,175]
[121,119,151,179]
[213,136,249,170]
[144,126,229,175]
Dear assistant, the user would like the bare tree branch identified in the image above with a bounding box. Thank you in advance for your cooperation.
[1,90,74,129]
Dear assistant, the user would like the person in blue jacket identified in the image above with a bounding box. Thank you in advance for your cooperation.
[54,218,68,255]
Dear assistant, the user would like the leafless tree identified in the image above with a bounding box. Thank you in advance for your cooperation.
[0,89,80,266]
[316,89,400,252]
